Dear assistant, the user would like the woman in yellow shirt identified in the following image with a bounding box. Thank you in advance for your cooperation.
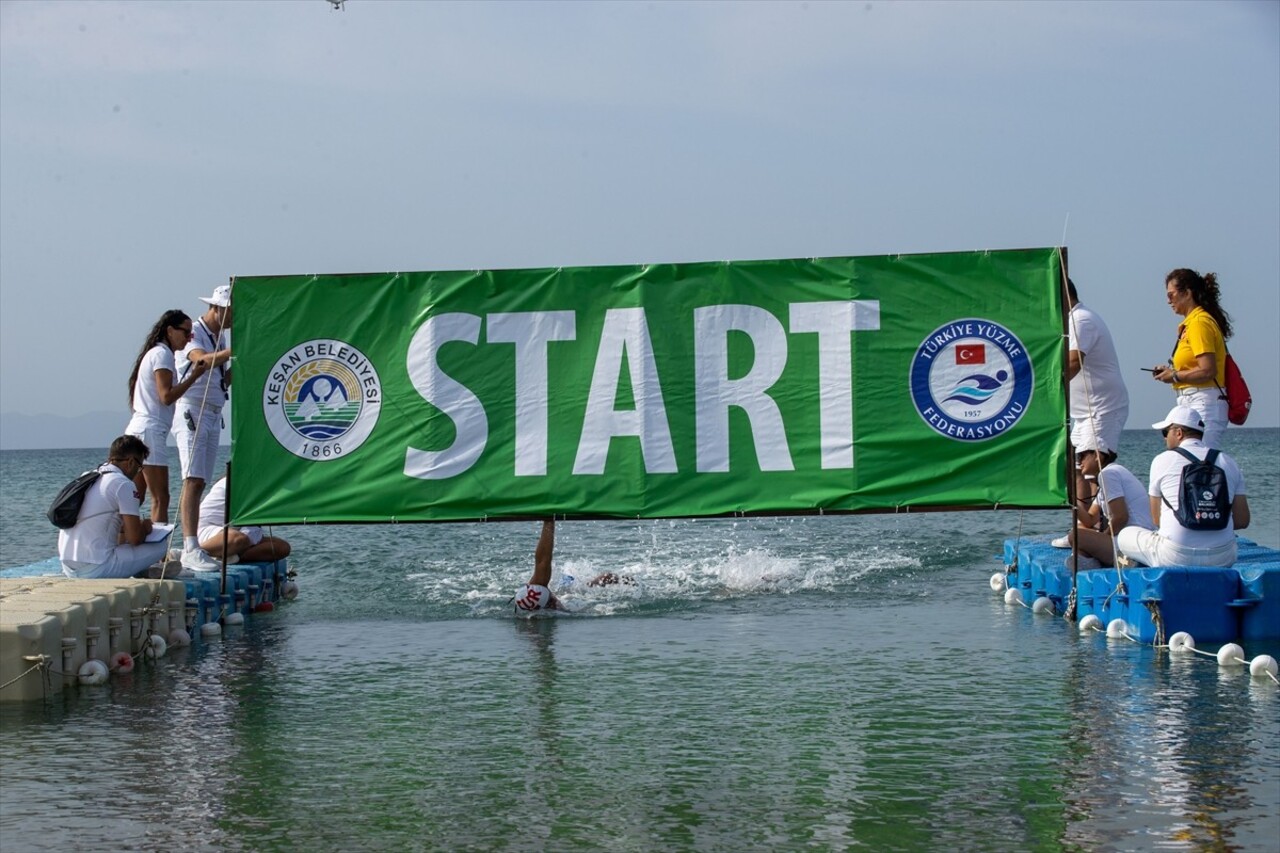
[1151,268,1233,448]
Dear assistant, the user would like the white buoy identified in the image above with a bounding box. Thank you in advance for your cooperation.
[1217,643,1246,667]
[1106,619,1128,639]
[1078,614,1102,633]
[111,652,135,674]
[1167,632,1196,652]
[1031,596,1054,615]
[145,633,167,660]
[1249,655,1278,679]
[1003,588,1023,605]
[224,612,245,626]
[281,580,299,600]
[989,572,1006,592]
[78,659,109,686]
[200,621,222,639]
[167,628,191,648]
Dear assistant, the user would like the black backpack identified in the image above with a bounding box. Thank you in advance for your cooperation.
[1162,447,1231,531]
[47,469,102,529]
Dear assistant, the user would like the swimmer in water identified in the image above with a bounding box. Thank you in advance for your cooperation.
[513,520,635,613]
[586,572,634,588]
[513,519,567,613]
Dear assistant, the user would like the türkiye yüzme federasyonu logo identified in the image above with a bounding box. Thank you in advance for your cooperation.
[263,340,382,460]
[909,318,1033,441]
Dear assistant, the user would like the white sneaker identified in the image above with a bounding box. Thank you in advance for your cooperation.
[181,547,221,572]
[1050,535,1071,549]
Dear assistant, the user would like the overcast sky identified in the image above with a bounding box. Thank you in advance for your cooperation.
[2,0,1277,443]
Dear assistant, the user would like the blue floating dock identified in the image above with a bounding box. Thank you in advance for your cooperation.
[1001,537,1280,643]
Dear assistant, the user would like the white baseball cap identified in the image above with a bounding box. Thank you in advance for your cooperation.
[1152,405,1204,432]
[199,284,232,308]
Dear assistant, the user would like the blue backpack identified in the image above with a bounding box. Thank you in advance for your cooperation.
[1162,447,1230,531]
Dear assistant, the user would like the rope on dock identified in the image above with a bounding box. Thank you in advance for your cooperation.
[0,656,51,693]
[1142,601,1166,648]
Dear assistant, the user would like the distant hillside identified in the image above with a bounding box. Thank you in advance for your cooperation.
[0,410,231,450]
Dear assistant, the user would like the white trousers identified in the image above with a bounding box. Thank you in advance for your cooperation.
[1116,526,1237,568]
[61,540,171,579]
[1176,387,1228,449]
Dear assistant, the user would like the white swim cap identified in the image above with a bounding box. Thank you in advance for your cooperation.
[514,584,551,612]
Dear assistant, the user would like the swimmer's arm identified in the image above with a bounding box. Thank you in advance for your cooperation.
[531,519,554,587]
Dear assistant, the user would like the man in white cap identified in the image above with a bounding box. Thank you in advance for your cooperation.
[1115,405,1250,568]
[175,283,233,571]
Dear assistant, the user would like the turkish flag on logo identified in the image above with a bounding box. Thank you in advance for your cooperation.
[955,344,985,365]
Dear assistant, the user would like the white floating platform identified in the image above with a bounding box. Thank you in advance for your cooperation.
[0,559,291,703]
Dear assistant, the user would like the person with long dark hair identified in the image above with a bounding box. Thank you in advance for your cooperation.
[125,309,208,522]
[1150,268,1233,448]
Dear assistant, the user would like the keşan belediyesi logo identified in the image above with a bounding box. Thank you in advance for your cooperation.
[909,319,1033,441]
[263,340,382,460]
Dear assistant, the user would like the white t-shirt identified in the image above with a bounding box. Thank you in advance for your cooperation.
[1068,302,1128,419]
[1148,438,1245,548]
[127,344,177,429]
[1094,462,1154,531]
[198,477,228,531]
[57,464,140,568]
[177,317,230,409]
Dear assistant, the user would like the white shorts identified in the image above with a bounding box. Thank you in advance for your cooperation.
[1070,406,1128,456]
[1176,387,1228,450]
[199,525,263,547]
[1116,526,1237,568]
[176,406,221,481]
[125,418,172,467]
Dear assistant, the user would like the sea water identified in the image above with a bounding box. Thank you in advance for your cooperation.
[1,429,1277,851]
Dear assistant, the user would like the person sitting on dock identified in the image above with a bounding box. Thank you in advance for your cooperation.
[58,435,171,579]
[196,477,291,566]
[1116,405,1249,568]
[1067,444,1153,566]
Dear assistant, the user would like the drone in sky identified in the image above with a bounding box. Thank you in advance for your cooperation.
[326,0,345,10]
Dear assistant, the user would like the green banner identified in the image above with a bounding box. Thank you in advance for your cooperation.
[228,248,1068,524]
